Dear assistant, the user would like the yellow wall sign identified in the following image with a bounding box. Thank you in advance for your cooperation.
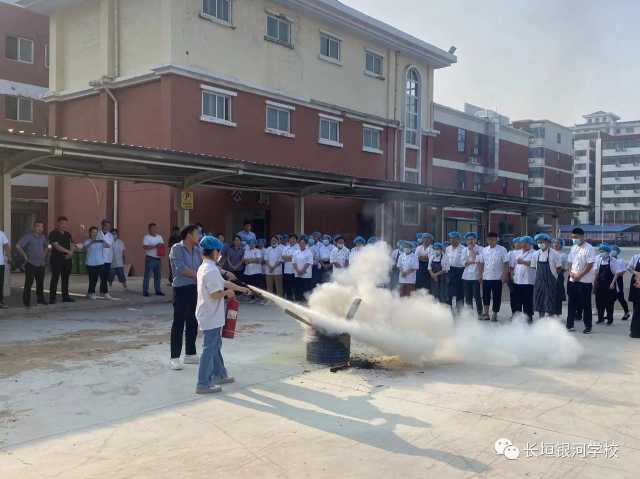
[181,191,194,210]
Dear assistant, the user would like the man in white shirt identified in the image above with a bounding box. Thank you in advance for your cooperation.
[195,236,248,394]
[566,227,597,333]
[415,233,434,292]
[461,232,483,317]
[264,235,283,297]
[0,229,10,309]
[478,232,509,321]
[293,236,314,302]
[317,234,334,284]
[512,236,537,322]
[97,219,114,299]
[508,237,523,315]
[281,234,299,301]
[143,222,165,297]
[445,231,466,313]
[610,245,630,321]
[397,241,419,297]
[329,235,350,269]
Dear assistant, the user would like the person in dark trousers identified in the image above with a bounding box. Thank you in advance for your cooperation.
[16,221,49,307]
[84,226,105,299]
[461,232,483,317]
[627,253,640,339]
[611,245,630,321]
[593,243,618,326]
[415,233,433,292]
[532,234,562,319]
[142,222,165,297]
[512,236,536,322]
[0,228,11,309]
[281,234,298,301]
[49,216,75,304]
[428,242,449,304]
[479,232,510,321]
[96,219,114,300]
[566,228,597,334]
[445,232,465,314]
[167,226,181,286]
[293,235,314,302]
[551,239,568,316]
[508,237,523,315]
[168,225,203,371]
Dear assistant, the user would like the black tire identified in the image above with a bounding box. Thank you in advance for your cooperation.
[306,332,350,365]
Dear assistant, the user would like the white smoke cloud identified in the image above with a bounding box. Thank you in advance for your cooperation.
[261,242,583,367]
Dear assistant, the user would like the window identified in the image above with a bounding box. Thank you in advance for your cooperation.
[528,147,544,158]
[44,44,49,68]
[457,128,466,153]
[405,170,419,184]
[574,177,587,184]
[474,175,482,192]
[402,201,419,226]
[201,86,236,126]
[266,102,293,136]
[5,96,33,122]
[457,170,466,190]
[615,128,621,134]
[266,14,292,46]
[319,114,342,147]
[627,128,635,133]
[556,132,561,144]
[202,0,232,24]
[520,181,526,198]
[365,50,383,77]
[362,125,383,153]
[320,33,341,62]
[5,36,34,63]
[405,68,420,146]
[502,177,508,194]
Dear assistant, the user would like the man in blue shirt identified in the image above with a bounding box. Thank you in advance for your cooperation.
[237,221,256,247]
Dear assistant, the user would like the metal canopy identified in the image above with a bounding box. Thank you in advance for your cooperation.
[0,132,587,215]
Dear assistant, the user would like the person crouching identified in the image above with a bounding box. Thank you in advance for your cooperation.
[195,236,248,395]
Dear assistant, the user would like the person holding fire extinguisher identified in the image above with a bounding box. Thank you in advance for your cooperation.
[195,235,249,394]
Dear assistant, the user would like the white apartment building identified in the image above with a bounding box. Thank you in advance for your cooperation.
[573,111,640,225]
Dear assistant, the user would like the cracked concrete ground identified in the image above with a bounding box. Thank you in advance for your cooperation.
[0,303,638,478]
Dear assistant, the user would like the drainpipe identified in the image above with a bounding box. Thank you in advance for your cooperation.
[103,86,119,227]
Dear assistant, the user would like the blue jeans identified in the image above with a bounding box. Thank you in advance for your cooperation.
[143,256,162,294]
[197,327,228,388]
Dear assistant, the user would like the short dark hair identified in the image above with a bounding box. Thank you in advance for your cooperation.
[180,224,199,240]
[33,220,44,226]
[148,222,157,230]
[572,227,585,235]
[57,216,68,222]
[233,235,242,242]
[89,226,98,234]
[289,234,298,241]
[243,220,252,226]
[487,232,499,238]
[101,219,112,226]
[172,226,180,232]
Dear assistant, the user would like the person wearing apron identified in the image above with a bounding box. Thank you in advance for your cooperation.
[445,231,465,314]
[397,240,419,297]
[551,239,567,316]
[429,242,449,304]
[532,234,562,319]
[462,232,483,317]
[415,233,434,293]
[512,236,536,323]
[611,245,631,321]
[628,253,640,339]
[593,243,617,325]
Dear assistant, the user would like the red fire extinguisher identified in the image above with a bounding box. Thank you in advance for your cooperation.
[223,297,239,339]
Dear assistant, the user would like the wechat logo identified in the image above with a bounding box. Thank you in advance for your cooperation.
[495,438,520,460]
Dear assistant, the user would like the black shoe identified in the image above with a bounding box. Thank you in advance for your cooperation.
[583,328,592,334]
[0,303,8,310]
[596,320,604,324]
[143,292,150,297]
[606,321,613,326]
[156,292,165,296]
[622,313,630,321]
[37,300,48,306]
[49,298,57,305]
[62,297,75,303]
[567,327,576,332]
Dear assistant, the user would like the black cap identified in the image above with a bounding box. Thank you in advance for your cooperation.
[572,227,585,235]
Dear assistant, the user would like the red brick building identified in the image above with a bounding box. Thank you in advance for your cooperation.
[0,2,49,243]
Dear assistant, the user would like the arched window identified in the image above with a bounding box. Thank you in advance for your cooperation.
[405,68,421,146]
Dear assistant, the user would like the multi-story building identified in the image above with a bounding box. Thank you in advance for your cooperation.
[512,119,573,231]
[573,111,640,225]
[431,103,530,237]
[20,0,458,271]
[1,2,50,243]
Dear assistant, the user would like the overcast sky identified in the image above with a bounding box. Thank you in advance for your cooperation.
[4,0,639,125]
[343,0,640,126]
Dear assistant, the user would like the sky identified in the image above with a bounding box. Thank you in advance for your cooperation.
[4,0,639,126]
[342,0,640,126]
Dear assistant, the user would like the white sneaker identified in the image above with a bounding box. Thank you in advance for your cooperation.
[87,294,97,300]
[183,354,200,364]
[103,293,114,300]
[169,358,183,370]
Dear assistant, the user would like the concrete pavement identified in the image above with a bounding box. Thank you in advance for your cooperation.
[0,303,638,478]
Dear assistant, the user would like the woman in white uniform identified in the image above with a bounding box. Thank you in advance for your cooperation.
[397,240,419,297]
